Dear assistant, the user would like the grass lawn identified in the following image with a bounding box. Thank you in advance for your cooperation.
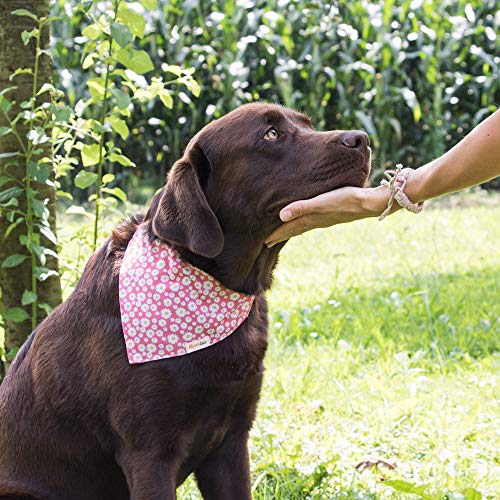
[49,191,500,498]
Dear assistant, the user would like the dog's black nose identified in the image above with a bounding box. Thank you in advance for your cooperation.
[340,131,369,150]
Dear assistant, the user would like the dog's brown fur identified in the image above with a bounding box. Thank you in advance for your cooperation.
[0,103,370,500]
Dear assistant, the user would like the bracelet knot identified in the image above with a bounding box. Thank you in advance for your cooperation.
[379,164,424,221]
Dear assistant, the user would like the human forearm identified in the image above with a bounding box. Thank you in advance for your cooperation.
[405,109,500,203]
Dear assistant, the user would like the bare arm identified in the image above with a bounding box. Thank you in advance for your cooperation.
[265,109,500,247]
[406,108,500,202]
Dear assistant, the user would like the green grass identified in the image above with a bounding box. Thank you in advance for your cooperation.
[56,191,500,498]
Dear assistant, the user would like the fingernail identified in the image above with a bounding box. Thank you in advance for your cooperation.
[281,210,292,222]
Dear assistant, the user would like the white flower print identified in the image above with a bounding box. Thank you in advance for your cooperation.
[155,260,166,269]
[119,228,255,364]
[175,307,187,318]
[168,333,179,344]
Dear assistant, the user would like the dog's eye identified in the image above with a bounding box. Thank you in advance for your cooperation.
[263,128,279,140]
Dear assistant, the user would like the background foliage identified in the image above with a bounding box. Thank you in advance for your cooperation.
[51,0,499,202]
[0,0,499,497]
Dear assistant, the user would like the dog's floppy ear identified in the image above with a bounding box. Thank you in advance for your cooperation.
[151,145,224,258]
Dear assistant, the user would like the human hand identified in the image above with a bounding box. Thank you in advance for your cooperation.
[265,185,392,247]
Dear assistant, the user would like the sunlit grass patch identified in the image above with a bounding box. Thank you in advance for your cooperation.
[56,192,499,498]
[176,193,500,499]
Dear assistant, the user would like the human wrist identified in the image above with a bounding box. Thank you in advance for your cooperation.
[404,160,440,204]
[359,186,392,218]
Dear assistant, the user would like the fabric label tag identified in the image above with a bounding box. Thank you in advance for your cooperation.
[185,337,210,353]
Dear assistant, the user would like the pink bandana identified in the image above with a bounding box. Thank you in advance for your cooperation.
[119,227,254,364]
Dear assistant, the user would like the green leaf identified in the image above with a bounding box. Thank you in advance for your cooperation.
[158,89,173,109]
[2,254,27,268]
[87,77,106,99]
[0,96,13,114]
[11,9,38,21]
[0,152,18,160]
[74,170,98,189]
[82,54,96,70]
[27,161,50,184]
[0,176,10,188]
[140,0,157,9]
[109,152,134,167]
[0,126,12,138]
[110,22,133,48]
[22,290,37,305]
[37,302,52,314]
[34,266,58,281]
[0,86,17,97]
[382,480,436,499]
[102,186,127,203]
[82,23,101,40]
[109,116,129,140]
[52,105,72,122]
[2,196,19,208]
[9,67,34,81]
[464,487,483,500]
[112,89,131,109]
[4,218,23,239]
[40,226,57,245]
[66,205,93,218]
[21,30,31,45]
[30,198,48,218]
[36,83,55,96]
[116,48,154,74]
[102,173,115,184]
[164,65,183,77]
[81,144,101,167]
[185,78,200,97]
[0,187,23,203]
[117,5,146,38]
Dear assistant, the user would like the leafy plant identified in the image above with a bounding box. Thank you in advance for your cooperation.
[52,0,199,249]
[0,11,59,331]
[50,0,499,198]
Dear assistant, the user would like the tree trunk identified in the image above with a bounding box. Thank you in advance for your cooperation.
[0,0,62,374]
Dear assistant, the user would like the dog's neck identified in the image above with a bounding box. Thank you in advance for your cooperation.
[175,233,285,296]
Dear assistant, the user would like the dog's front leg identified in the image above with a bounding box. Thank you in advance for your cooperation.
[195,431,252,500]
[116,448,177,500]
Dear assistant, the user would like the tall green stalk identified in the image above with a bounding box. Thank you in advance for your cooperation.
[92,0,120,251]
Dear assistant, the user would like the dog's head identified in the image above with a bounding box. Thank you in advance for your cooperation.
[149,103,370,258]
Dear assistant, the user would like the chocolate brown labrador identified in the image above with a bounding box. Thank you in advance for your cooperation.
[0,103,370,500]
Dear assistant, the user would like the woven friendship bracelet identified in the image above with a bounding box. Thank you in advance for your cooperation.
[379,164,424,221]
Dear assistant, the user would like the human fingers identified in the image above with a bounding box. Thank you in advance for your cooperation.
[265,216,317,247]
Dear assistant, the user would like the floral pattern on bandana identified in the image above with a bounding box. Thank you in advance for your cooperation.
[119,227,254,364]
